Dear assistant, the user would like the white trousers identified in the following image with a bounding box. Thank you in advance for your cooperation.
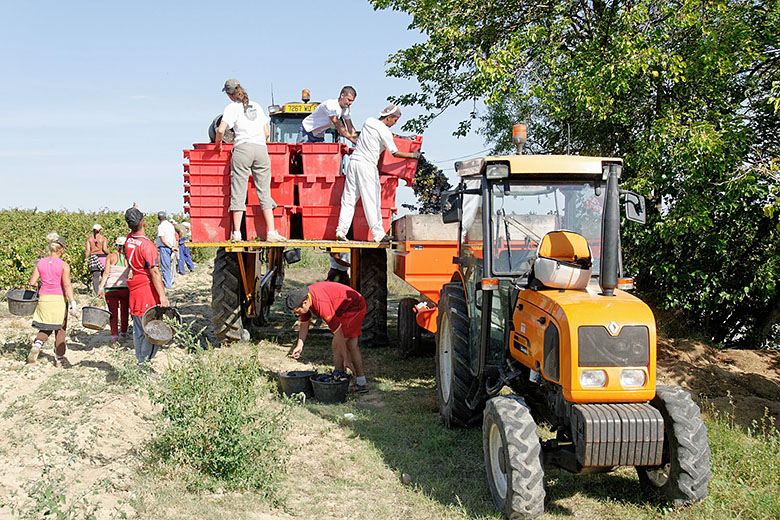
[336,159,385,242]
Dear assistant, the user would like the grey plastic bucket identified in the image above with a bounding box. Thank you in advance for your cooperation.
[82,306,111,330]
[278,370,317,397]
[5,289,38,316]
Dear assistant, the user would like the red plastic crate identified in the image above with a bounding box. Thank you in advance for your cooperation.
[294,175,345,206]
[245,206,290,241]
[192,143,234,151]
[297,206,341,240]
[184,162,231,175]
[353,206,394,241]
[299,143,346,176]
[183,194,230,207]
[268,143,293,176]
[247,174,295,207]
[378,135,422,184]
[185,184,230,197]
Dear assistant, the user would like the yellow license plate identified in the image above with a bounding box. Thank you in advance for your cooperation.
[284,103,316,113]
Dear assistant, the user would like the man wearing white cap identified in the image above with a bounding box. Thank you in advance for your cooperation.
[335,105,421,243]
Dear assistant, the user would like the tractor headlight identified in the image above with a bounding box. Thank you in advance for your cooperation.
[580,370,607,388]
[620,369,646,388]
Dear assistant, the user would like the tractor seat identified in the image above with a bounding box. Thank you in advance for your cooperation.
[533,231,592,289]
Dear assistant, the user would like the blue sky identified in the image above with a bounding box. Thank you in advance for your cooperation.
[0,0,488,215]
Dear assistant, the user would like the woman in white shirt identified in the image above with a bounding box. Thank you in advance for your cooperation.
[215,79,286,242]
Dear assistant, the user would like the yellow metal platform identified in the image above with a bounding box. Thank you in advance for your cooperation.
[189,239,390,252]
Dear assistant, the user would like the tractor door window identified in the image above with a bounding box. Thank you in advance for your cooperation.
[490,182,604,276]
[270,117,339,144]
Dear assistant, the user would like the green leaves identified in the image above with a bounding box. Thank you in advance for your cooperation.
[376,0,780,346]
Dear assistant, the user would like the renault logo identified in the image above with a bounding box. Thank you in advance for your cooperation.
[607,321,620,336]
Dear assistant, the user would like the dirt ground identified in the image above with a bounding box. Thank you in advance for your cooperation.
[0,260,778,518]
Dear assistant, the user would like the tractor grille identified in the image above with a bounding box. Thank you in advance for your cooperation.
[572,403,664,467]
[578,325,649,367]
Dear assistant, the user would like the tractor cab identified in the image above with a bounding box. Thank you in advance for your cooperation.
[267,89,340,144]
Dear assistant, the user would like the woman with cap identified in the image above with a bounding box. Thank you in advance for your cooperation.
[335,105,421,243]
[214,79,286,243]
[98,236,131,344]
[85,223,109,294]
[27,232,78,367]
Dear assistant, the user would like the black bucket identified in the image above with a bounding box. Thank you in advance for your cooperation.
[278,370,317,397]
[5,289,38,316]
[82,306,112,330]
[310,374,350,404]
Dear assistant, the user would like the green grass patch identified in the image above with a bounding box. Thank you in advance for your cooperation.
[149,348,290,501]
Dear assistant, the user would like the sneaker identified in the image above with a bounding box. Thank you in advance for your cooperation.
[111,335,119,344]
[335,232,348,242]
[119,332,128,338]
[27,345,41,364]
[230,231,243,242]
[349,383,369,394]
[266,230,287,242]
[55,356,70,368]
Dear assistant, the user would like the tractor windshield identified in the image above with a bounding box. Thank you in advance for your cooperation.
[269,115,339,144]
[490,181,604,276]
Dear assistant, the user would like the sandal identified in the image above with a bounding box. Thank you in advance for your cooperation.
[349,383,369,394]
[55,356,70,368]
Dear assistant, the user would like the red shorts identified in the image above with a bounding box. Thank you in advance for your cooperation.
[338,307,366,338]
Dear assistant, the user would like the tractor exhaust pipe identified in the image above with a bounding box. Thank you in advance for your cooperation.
[599,163,621,296]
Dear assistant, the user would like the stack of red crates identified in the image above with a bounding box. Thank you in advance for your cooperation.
[184,137,418,242]
[184,143,295,241]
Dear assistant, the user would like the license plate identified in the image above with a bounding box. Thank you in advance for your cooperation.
[284,103,316,113]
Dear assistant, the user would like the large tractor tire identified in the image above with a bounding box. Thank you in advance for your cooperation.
[397,297,422,357]
[483,396,546,519]
[636,385,711,506]
[436,282,484,427]
[211,248,246,343]
[358,248,388,348]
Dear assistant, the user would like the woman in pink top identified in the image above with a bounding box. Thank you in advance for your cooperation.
[28,232,78,367]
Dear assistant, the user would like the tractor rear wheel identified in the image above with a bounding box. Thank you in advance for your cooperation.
[397,297,422,357]
[211,248,246,343]
[636,385,711,506]
[483,396,545,519]
[358,248,388,348]
[436,282,484,427]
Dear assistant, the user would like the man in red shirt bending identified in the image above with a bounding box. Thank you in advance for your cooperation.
[124,206,169,369]
[286,281,368,393]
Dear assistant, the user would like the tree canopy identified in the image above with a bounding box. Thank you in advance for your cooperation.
[374,0,780,347]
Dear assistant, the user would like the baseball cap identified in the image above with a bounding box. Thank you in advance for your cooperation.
[54,235,66,247]
[92,223,102,231]
[115,236,126,246]
[125,207,144,229]
[157,211,167,220]
[222,79,240,94]
[286,287,310,311]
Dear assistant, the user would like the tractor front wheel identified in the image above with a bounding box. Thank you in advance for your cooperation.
[483,396,545,519]
[436,282,484,427]
[636,385,711,506]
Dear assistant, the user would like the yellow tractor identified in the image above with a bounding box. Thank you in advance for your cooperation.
[433,128,711,517]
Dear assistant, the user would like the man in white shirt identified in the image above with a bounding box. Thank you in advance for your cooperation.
[298,86,358,144]
[335,105,421,243]
[155,212,177,289]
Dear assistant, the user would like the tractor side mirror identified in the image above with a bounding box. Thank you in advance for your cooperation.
[441,190,462,223]
[623,191,646,224]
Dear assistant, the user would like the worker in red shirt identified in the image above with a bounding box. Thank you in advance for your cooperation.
[286,281,368,393]
[124,206,169,369]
